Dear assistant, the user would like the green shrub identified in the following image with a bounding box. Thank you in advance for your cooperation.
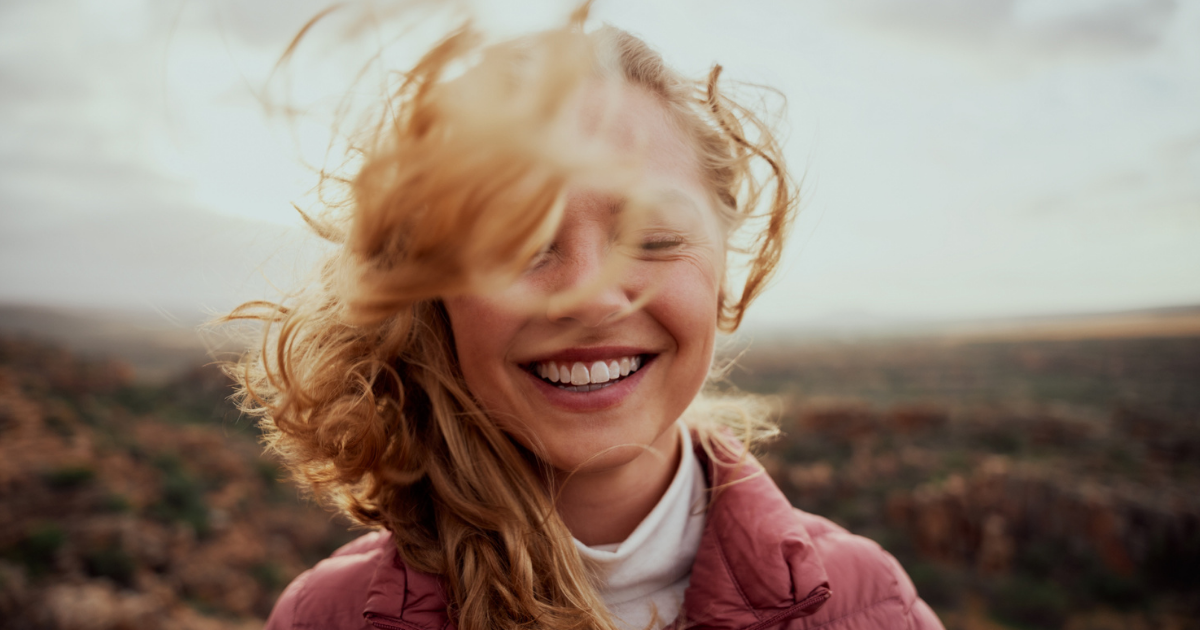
[84,545,136,587]
[907,562,964,609]
[43,413,74,439]
[255,459,282,486]
[147,456,209,536]
[1081,570,1148,610]
[1014,540,1058,580]
[113,385,163,415]
[250,562,283,591]
[990,576,1069,629]
[44,465,95,490]
[976,429,1023,455]
[4,523,66,577]
[100,493,132,513]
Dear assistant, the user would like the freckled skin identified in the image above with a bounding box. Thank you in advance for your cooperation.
[443,84,724,544]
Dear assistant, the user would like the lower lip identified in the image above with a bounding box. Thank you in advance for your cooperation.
[524,359,653,412]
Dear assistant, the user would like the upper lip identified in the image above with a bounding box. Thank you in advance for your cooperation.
[518,346,656,365]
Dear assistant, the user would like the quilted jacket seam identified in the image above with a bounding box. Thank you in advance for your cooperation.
[287,571,313,630]
[803,595,904,630]
[901,584,921,629]
[715,535,762,621]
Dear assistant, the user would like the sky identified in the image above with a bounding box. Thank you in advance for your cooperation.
[0,0,1197,331]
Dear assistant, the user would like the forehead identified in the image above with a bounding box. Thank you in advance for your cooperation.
[574,81,706,192]
[563,84,719,240]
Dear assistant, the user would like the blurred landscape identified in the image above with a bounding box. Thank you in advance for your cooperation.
[3,0,1198,628]
[0,306,356,630]
[1,303,1198,629]
[738,306,1200,629]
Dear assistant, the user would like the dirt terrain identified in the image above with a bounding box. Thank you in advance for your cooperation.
[1,304,1198,629]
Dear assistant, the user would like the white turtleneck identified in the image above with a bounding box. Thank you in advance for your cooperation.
[573,422,707,630]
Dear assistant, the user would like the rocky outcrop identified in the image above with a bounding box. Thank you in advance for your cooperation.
[0,337,355,629]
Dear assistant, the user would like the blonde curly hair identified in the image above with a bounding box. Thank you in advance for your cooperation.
[222,7,796,630]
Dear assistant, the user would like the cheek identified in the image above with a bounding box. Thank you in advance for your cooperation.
[645,257,721,368]
[443,296,520,396]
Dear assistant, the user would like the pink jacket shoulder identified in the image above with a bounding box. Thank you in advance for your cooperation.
[680,442,942,630]
[265,439,944,630]
[785,510,941,629]
[265,531,389,630]
[266,529,452,630]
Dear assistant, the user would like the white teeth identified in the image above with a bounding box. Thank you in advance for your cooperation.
[570,362,589,386]
[591,361,610,383]
[532,355,645,387]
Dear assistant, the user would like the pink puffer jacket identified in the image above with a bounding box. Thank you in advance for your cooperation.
[265,439,943,630]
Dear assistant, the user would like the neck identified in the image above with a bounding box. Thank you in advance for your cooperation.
[554,424,683,546]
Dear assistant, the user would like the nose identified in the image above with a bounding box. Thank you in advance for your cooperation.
[544,237,634,328]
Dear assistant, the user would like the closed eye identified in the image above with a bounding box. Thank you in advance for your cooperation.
[640,236,685,252]
[526,243,557,272]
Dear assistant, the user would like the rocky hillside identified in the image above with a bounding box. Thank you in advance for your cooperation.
[4,308,1199,630]
[0,336,356,629]
[741,335,1200,629]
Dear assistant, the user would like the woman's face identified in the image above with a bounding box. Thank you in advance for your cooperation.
[444,85,724,474]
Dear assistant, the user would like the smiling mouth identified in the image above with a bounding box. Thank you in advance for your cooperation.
[524,355,651,393]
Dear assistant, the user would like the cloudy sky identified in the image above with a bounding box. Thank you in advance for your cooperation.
[1,0,1197,331]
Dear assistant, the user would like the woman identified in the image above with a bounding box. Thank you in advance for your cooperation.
[228,7,941,630]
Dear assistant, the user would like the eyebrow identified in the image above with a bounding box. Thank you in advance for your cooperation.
[655,189,700,210]
[609,188,700,216]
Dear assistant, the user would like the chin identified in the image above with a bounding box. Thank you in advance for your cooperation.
[531,419,678,475]
[550,443,646,474]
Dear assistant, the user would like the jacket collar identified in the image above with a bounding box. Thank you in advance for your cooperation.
[677,435,831,629]
[363,434,831,630]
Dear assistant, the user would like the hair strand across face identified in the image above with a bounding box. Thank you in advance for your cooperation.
[218,6,795,629]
